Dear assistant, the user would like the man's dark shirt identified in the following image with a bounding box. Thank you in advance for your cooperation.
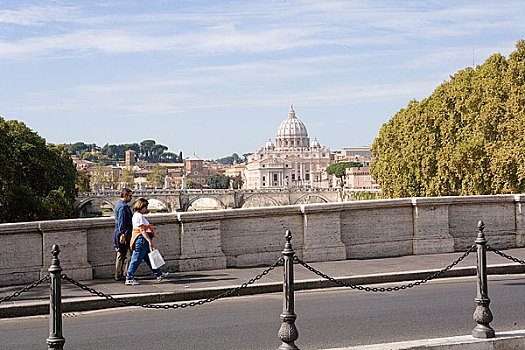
[114,199,132,249]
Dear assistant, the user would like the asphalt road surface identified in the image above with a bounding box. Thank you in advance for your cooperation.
[1,274,524,350]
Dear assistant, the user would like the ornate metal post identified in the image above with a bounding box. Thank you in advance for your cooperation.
[472,221,495,338]
[278,230,299,350]
[47,245,65,349]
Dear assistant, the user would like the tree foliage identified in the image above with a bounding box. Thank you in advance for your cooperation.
[230,175,244,189]
[146,166,167,188]
[326,161,363,186]
[186,179,199,189]
[76,169,91,193]
[371,40,525,198]
[0,118,77,223]
[67,140,182,163]
[89,165,120,190]
[216,153,244,165]
[120,167,136,186]
[207,174,230,189]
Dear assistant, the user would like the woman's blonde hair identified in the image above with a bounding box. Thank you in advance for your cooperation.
[133,198,149,213]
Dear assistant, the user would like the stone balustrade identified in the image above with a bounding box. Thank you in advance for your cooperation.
[1,194,524,286]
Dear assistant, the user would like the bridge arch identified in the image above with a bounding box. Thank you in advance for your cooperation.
[293,194,329,205]
[76,197,118,217]
[187,196,227,211]
[76,197,118,210]
[241,194,282,208]
[131,197,170,212]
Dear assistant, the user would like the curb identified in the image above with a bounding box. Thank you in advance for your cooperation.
[326,329,525,349]
[1,263,524,318]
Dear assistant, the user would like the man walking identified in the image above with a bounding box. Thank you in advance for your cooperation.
[114,188,133,280]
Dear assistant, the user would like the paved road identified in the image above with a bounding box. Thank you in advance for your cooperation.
[2,274,524,350]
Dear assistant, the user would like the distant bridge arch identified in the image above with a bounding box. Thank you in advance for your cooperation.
[132,197,170,212]
[241,194,282,208]
[187,196,227,211]
[294,194,329,205]
[76,197,118,217]
[75,188,349,215]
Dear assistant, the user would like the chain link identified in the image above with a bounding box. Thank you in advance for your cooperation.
[487,245,525,265]
[61,257,284,309]
[293,245,477,292]
[0,275,50,304]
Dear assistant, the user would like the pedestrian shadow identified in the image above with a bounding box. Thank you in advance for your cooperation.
[154,273,238,284]
[502,281,525,286]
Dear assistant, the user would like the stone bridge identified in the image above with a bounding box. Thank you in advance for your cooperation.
[76,188,373,216]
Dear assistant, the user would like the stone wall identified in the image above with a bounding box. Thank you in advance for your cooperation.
[1,194,524,286]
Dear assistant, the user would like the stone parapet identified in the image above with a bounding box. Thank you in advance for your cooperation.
[515,194,525,247]
[411,197,454,255]
[300,204,346,262]
[1,194,524,286]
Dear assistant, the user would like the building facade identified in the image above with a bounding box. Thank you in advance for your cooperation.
[245,106,331,188]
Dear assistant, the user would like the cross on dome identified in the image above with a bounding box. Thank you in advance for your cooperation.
[288,105,296,119]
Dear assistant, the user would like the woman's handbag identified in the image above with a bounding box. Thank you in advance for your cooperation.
[148,248,166,269]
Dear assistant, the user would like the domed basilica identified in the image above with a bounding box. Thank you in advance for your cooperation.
[245,106,331,188]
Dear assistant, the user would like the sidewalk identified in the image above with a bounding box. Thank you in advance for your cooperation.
[1,247,525,318]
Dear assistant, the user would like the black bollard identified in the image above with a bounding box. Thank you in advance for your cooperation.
[472,221,495,338]
[278,230,299,350]
[46,245,65,349]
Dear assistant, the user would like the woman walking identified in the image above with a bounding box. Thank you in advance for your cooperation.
[125,198,168,285]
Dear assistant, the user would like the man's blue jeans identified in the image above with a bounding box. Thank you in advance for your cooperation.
[126,235,162,279]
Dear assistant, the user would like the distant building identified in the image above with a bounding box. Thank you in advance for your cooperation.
[345,166,379,189]
[246,106,331,188]
[245,158,293,188]
[185,155,217,187]
[331,146,376,189]
[72,156,96,170]
[341,146,372,158]
[125,150,136,167]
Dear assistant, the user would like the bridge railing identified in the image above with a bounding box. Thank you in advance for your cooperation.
[77,187,372,197]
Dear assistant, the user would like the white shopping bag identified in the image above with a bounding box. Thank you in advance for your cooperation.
[148,248,166,269]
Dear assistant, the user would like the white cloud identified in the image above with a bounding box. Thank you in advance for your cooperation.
[1,1,523,61]
[0,5,79,25]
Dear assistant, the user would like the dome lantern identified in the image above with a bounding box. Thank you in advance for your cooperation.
[276,106,309,149]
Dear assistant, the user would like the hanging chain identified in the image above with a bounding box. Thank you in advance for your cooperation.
[61,257,283,309]
[487,245,525,265]
[293,245,477,292]
[0,275,50,304]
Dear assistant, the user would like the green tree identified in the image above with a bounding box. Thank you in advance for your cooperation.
[160,152,177,162]
[152,144,168,162]
[146,166,167,188]
[82,152,98,162]
[0,118,77,223]
[76,169,92,192]
[326,161,362,187]
[140,139,156,160]
[216,153,244,165]
[230,175,244,189]
[371,40,525,198]
[186,179,199,189]
[68,142,89,155]
[120,167,136,186]
[207,174,230,189]
[90,165,120,189]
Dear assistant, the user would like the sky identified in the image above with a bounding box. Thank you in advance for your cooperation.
[0,1,524,159]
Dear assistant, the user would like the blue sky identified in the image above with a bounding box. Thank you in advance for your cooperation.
[0,1,524,159]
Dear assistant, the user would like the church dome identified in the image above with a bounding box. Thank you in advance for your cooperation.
[276,106,308,138]
[265,138,274,149]
[311,137,320,148]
